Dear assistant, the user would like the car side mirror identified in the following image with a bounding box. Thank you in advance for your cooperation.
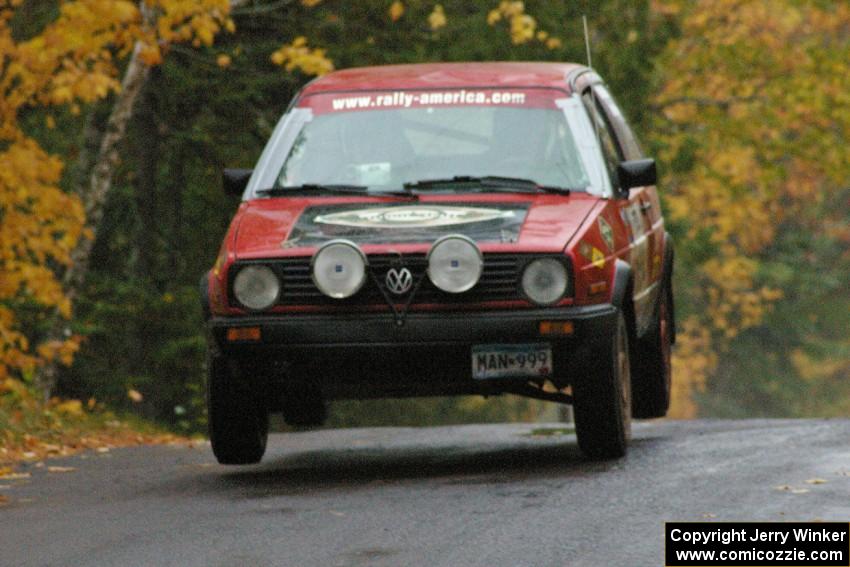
[616,159,656,196]
[223,168,253,196]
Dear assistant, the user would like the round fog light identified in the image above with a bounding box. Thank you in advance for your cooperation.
[427,235,483,293]
[311,240,367,299]
[522,258,569,305]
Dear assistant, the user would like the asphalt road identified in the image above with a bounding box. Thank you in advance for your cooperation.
[2,419,850,567]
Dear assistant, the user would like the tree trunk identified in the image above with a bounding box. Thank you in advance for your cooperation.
[34,41,152,400]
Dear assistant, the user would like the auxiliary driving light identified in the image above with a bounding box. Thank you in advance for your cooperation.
[427,234,483,293]
[233,265,280,310]
[311,239,368,299]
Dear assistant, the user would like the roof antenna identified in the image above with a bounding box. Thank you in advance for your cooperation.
[582,15,603,147]
[582,14,609,194]
[582,14,593,70]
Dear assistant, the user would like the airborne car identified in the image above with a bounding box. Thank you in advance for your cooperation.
[202,62,674,463]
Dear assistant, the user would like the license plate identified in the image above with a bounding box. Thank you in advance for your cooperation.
[472,344,553,380]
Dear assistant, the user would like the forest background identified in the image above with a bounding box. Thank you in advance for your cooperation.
[1,0,848,440]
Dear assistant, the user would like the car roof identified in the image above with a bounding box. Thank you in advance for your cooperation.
[300,62,587,95]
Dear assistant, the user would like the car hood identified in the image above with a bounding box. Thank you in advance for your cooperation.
[232,194,601,258]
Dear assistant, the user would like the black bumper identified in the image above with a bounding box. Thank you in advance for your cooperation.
[208,305,618,399]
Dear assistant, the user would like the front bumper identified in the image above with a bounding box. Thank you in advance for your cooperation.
[209,305,618,399]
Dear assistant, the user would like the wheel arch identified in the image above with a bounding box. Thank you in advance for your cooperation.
[611,259,637,342]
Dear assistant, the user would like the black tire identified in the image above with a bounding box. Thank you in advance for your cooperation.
[207,354,268,465]
[281,390,327,427]
[573,312,632,460]
[631,283,673,419]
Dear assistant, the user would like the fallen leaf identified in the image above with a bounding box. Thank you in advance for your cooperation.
[0,495,8,505]
[54,400,84,417]
[127,389,143,403]
[0,471,30,480]
[774,484,811,494]
[805,478,827,485]
[329,510,345,517]
[22,452,36,459]
[47,466,75,473]
[96,447,110,454]
[702,513,717,519]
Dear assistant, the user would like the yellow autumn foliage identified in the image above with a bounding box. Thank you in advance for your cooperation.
[388,1,405,22]
[654,0,850,415]
[486,1,561,48]
[0,1,234,383]
[790,349,848,383]
[270,36,334,76]
[427,4,446,31]
[669,317,716,418]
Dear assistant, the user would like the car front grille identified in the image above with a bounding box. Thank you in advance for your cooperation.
[230,253,539,308]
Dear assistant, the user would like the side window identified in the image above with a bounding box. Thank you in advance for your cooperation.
[581,90,622,189]
[593,85,643,160]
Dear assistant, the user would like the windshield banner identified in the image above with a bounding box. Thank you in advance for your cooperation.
[302,89,562,114]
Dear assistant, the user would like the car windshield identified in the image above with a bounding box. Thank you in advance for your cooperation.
[277,105,590,191]
[245,90,612,197]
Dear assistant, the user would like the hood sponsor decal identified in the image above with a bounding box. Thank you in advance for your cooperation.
[314,205,516,229]
[283,203,529,247]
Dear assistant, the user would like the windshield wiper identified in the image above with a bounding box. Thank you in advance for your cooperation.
[257,184,416,199]
[403,175,573,195]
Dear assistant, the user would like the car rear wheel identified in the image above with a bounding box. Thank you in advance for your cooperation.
[573,312,631,460]
[631,283,673,419]
[207,354,269,465]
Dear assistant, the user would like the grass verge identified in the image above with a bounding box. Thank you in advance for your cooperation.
[0,378,189,468]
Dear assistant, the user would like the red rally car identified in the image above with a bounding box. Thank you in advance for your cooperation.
[202,62,675,464]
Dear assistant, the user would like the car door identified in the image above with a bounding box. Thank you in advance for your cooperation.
[580,84,658,333]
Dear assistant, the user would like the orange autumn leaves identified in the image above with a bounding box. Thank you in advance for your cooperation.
[654,0,850,416]
[0,1,233,382]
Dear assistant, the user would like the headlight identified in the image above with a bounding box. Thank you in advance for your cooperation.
[522,258,569,305]
[427,235,483,293]
[311,239,368,299]
[233,265,280,310]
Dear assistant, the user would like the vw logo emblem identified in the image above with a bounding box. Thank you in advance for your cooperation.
[385,267,413,295]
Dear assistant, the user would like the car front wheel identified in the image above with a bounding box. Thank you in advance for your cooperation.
[207,354,269,465]
[573,312,632,460]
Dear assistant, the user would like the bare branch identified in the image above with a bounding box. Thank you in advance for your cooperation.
[650,95,763,112]
[231,0,298,16]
